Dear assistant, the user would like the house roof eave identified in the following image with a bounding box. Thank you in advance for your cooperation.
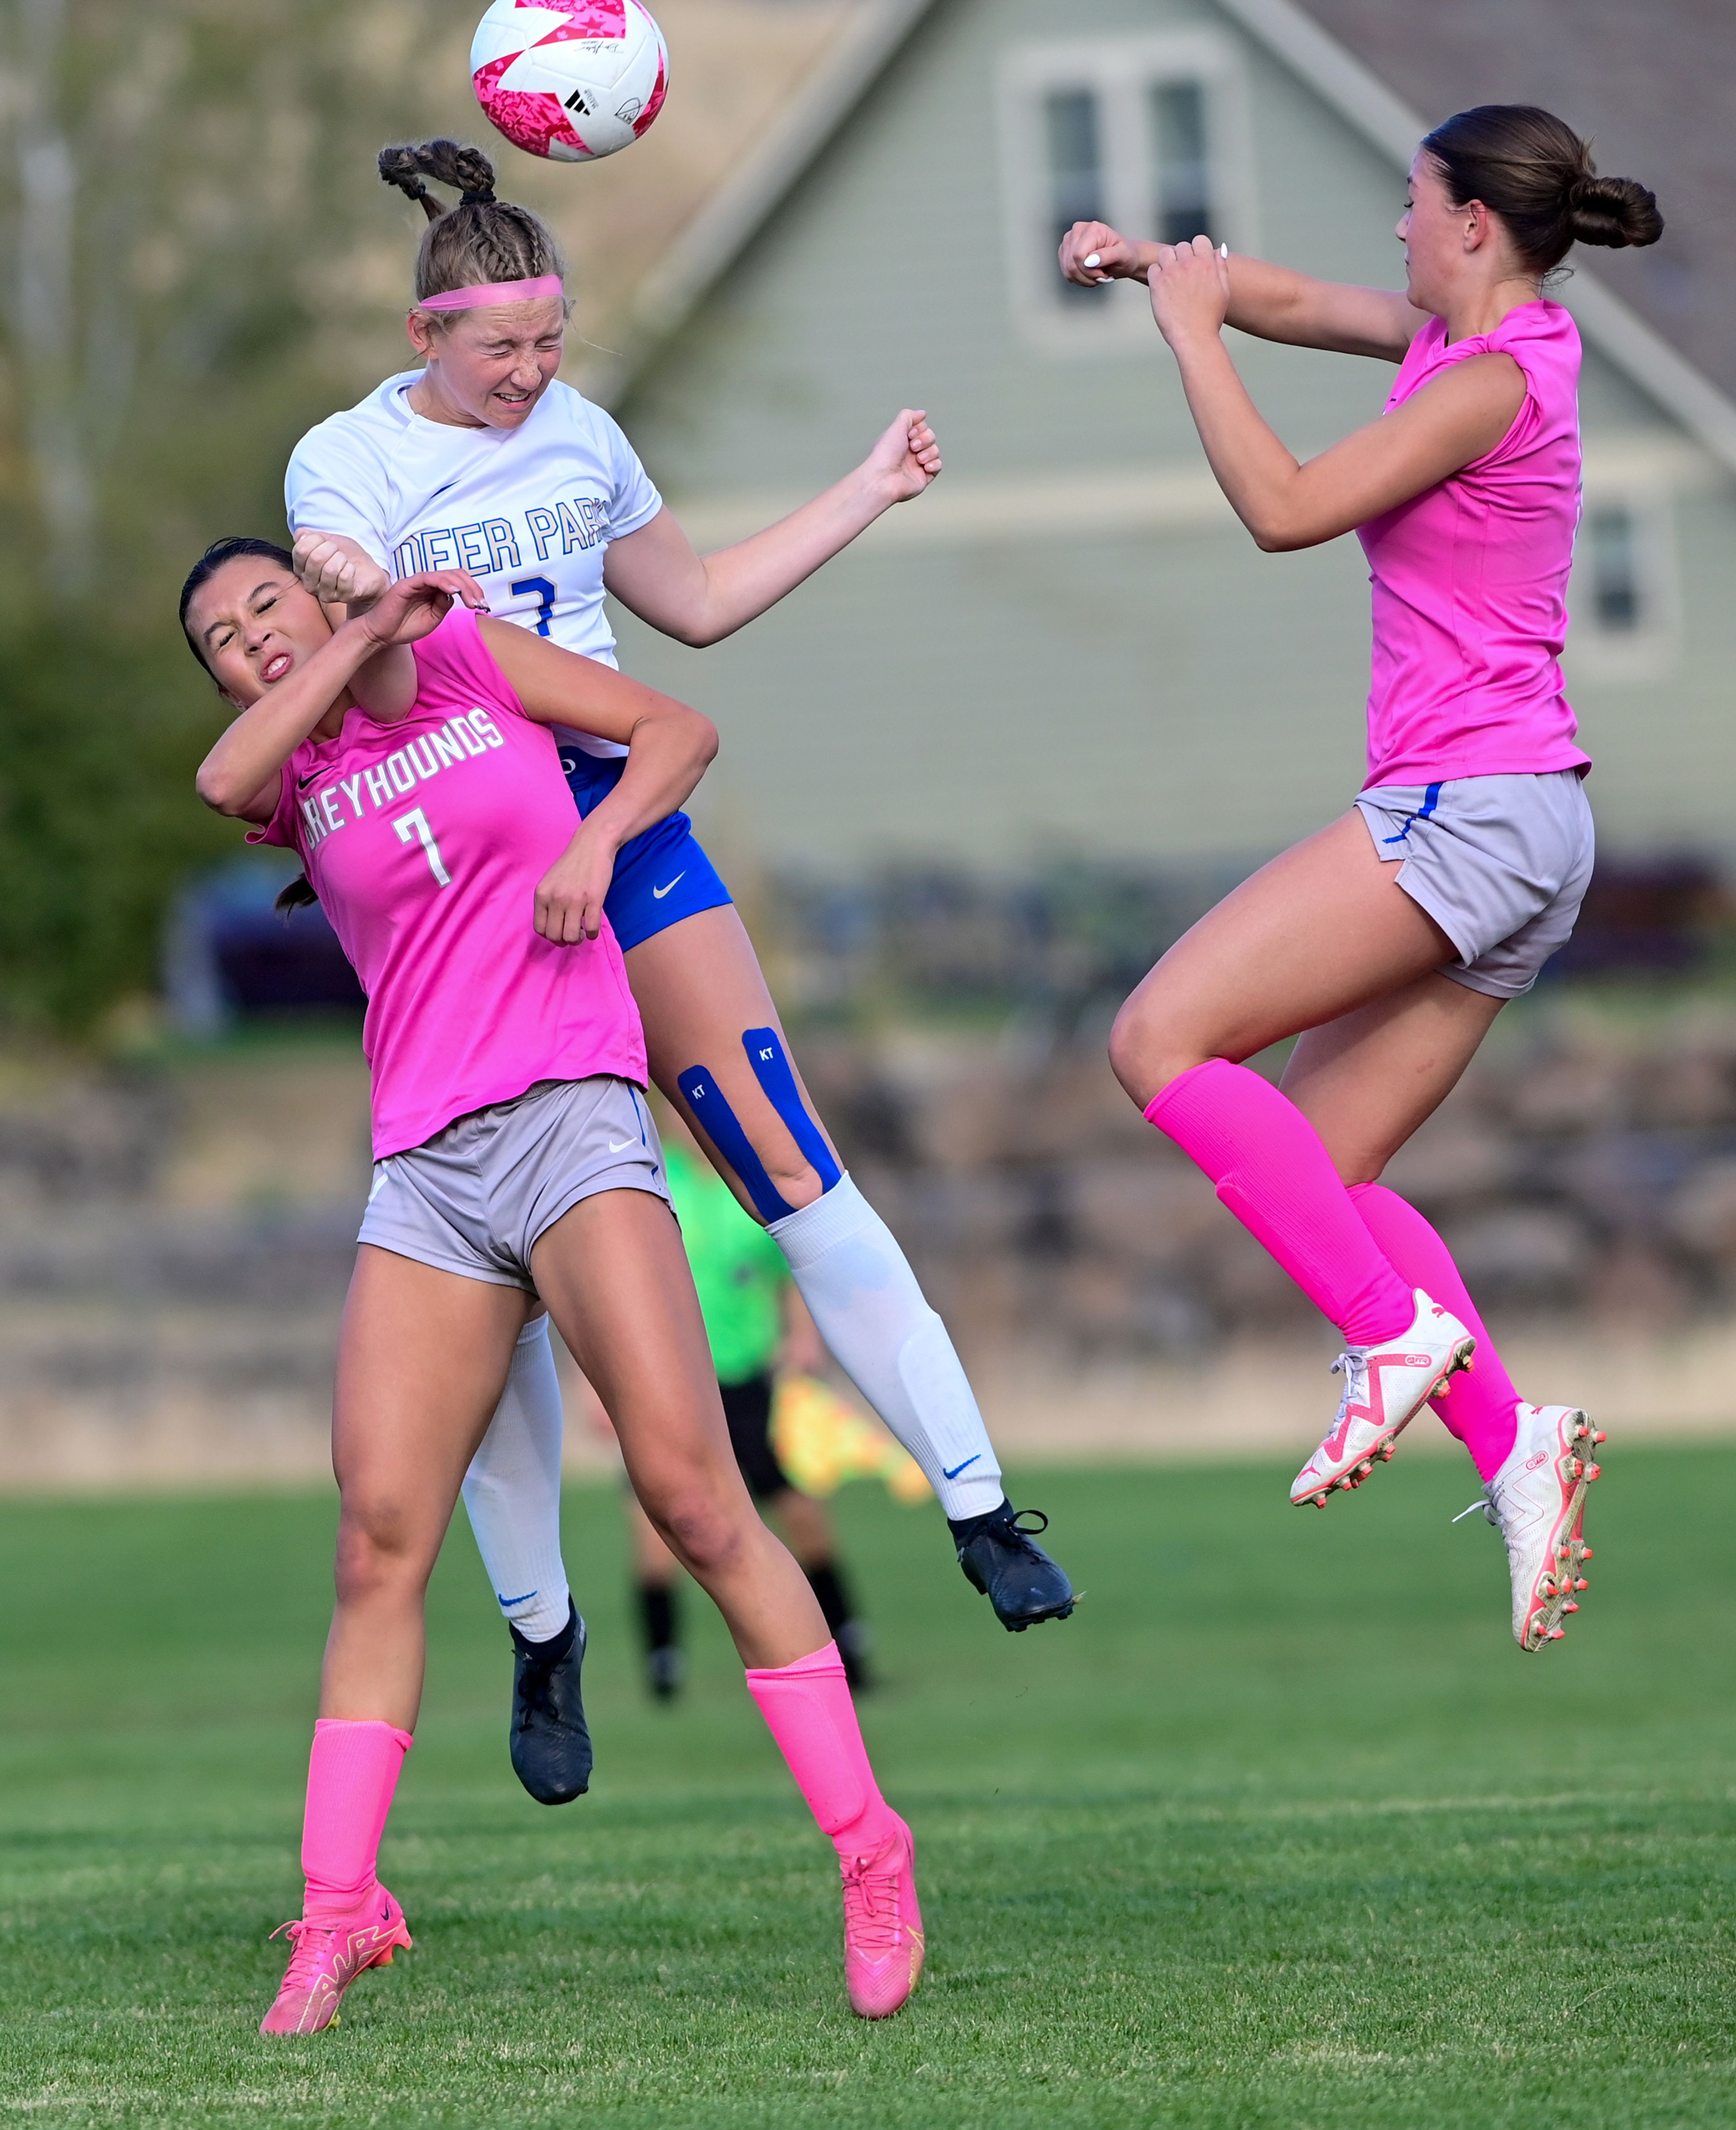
[1211,0,1736,474]
[589,0,1736,476]
[581,0,945,408]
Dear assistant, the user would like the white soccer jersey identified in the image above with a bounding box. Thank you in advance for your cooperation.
[285,373,664,755]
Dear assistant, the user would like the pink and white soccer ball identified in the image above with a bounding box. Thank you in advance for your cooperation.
[471,0,669,163]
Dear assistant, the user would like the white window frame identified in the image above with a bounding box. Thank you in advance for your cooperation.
[996,31,1255,358]
[1566,480,1681,683]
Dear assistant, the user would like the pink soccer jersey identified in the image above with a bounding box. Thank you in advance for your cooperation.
[1357,299,1592,790]
[250,607,646,1159]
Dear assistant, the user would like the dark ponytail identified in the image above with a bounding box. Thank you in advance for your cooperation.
[377,139,567,307]
[274,875,320,915]
[1422,105,1663,277]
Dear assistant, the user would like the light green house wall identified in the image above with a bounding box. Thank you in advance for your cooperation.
[607,0,1736,872]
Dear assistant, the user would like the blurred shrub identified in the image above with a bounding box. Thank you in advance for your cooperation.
[0,623,230,1032]
[0,1,492,1036]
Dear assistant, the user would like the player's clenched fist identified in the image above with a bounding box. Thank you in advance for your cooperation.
[1058,220,1142,286]
[534,827,616,944]
[1146,234,1232,346]
[867,408,943,504]
[293,529,392,613]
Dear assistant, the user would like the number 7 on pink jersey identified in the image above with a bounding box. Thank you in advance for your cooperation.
[393,807,451,887]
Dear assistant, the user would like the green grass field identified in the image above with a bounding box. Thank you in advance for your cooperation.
[2,1447,1734,2129]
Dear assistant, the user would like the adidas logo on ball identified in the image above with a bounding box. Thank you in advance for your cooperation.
[472,0,670,165]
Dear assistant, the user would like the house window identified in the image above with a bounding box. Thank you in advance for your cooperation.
[1586,505,1641,631]
[1568,489,1680,680]
[1043,90,1106,306]
[1151,79,1211,245]
[999,33,1252,351]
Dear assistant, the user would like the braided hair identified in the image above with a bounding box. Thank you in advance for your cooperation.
[377,140,568,309]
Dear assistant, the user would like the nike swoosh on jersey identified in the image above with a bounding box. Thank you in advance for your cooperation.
[297,771,320,789]
[607,1136,636,1151]
[651,873,686,899]
[427,478,460,501]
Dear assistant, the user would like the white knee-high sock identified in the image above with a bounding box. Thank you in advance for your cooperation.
[769,1174,1004,1520]
[461,1315,573,1643]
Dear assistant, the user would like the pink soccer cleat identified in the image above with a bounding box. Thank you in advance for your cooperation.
[1475,1403,1603,1651]
[1289,1288,1475,1508]
[259,1884,412,2036]
[840,1819,924,2018]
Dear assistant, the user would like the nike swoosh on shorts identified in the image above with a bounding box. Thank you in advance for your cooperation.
[651,873,686,899]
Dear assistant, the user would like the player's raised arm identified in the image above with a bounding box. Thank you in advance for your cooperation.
[192,570,485,819]
[1058,220,1423,361]
[600,410,942,647]
[1146,237,1524,551]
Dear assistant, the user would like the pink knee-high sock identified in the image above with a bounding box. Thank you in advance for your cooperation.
[1348,1183,1520,1480]
[745,1643,901,1860]
[1146,1060,1415,1345]
[300,1717,413,1919]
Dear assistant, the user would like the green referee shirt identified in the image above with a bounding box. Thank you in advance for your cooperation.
[665,1142,789,1385]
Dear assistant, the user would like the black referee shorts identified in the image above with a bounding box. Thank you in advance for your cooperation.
[720,1372,788,1502]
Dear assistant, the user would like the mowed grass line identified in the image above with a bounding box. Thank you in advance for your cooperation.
[1,1447,1734,2128]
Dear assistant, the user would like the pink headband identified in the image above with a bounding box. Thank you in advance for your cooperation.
[413,275,565,312]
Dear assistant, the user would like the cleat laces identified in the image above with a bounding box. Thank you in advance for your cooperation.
[999,1508,1053,1557]
[268,1917,336,1996]
[1452,1489,1498,1526]
[1328,1351,1367,1416]
[840,1853,903,1963]
[514,1630,574,1736]
[515,1660,557,1733]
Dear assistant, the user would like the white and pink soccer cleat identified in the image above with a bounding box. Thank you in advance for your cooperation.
[1472,1403,1603,1651]
[1289,1288,1475,1508]
[259,1884,412,2036]
[840,1819,924,2019]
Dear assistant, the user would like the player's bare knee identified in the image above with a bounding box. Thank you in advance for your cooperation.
[650,1488,749,1581]
[333,1498,425,1600]
[760,1150,823,1212]
[1108,997,1205,1109]
[678,1028,840,1223]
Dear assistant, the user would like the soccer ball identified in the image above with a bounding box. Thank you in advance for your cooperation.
[471,0,669,163]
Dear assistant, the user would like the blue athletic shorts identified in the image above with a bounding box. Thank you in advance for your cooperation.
[558,745,733,954]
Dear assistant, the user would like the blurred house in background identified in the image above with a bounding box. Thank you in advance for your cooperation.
[566,0,1736,882]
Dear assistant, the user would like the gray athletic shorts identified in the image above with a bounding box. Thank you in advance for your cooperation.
[359,1076,668,1291]
[1355,770,1595,999]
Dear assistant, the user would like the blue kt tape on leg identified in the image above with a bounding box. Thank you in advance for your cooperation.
[676,1066,795,1223]
[742,1028,842,1194]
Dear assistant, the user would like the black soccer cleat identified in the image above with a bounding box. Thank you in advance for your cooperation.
[509,1601,592,1805]
[948,1501,1075,1631]
[645,1645,684,1702]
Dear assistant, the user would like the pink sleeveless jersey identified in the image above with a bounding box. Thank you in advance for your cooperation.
[250,607,646,1159]
[1356,299,1591,788]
